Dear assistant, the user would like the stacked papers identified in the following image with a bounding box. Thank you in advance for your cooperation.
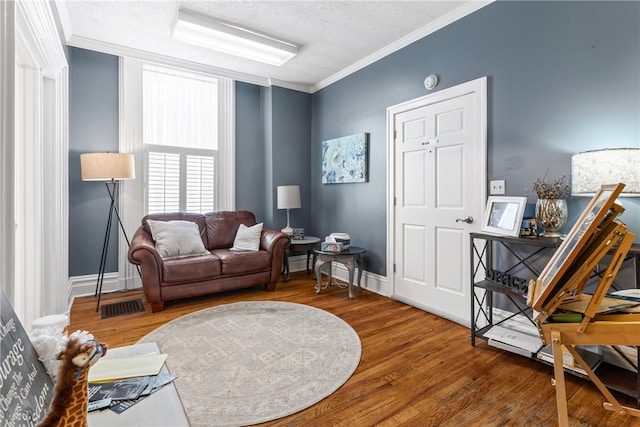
[89,353,168,382]
[484,325,543,355]
[537,345,602,376]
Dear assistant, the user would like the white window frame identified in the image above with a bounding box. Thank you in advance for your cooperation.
[120,58,235,289]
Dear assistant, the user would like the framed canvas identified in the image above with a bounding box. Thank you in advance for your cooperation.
[321,133,369,184]
[481,196,527,237]
[531,183,625,315]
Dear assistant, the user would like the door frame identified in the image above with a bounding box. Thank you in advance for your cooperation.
[386,77,487,309]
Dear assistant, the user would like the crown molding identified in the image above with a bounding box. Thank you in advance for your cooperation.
[61,1,493,94]
[311,0,494,93]
[66,34,276,87]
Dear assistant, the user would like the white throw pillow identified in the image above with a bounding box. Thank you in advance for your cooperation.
[231,223,263,251]
[147,220,209,259]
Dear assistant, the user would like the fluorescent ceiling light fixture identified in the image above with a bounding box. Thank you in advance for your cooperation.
[172,9,298,66]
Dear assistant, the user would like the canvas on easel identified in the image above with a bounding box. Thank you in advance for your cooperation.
[529,184,627,321]
[526,183,640,426]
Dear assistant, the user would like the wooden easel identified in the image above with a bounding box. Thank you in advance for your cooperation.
[527,183,640,426]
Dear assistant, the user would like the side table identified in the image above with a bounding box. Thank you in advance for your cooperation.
[283,236,321,281]
[314,246,366,298]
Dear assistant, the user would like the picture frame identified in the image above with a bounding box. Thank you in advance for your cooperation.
[531,183,625,314]
[321,133,369,184]
[481,196,527,237]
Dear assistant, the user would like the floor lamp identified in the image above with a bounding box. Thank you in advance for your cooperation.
[80,153,136,312]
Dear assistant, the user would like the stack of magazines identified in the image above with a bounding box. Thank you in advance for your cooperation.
[537,345,602,376]
[87,352,175,413]
[88,372,176,413]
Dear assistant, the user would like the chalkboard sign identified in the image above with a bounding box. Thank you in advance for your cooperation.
[0,290,54,426]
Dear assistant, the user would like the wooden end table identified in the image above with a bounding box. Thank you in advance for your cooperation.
[282,236,321,281]
[314,246,366,298]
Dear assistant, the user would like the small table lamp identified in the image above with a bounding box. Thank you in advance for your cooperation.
[277,185,301,236]
[80,152,136,312]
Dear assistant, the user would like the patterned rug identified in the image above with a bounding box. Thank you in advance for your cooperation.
[138,301,361,426]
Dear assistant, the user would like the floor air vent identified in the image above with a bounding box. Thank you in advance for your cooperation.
[101,299,145,319]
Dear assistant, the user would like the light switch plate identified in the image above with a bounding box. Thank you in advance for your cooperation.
[490,180,506,195]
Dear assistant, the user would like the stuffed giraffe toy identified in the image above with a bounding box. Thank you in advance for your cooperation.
[38,330,108,427]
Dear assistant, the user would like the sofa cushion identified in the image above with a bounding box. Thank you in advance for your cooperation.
[231,223,263,251]
[205,211,257,249]
[147,219,209,259]
[162,253,221,283]
[214,249,271,275]
[143,212,208,246]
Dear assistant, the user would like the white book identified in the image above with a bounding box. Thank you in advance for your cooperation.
[484,325,543,354]
[89,353,168,383]
[537,345,602,376]
[488,339,533,358]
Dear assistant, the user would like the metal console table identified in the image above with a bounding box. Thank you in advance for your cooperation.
[470,232,640,407]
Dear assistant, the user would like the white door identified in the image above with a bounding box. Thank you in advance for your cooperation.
[387,77,486,326]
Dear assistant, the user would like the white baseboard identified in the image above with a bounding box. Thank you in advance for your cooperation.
[67,273,141,306]
[291,255,389,297]
[67,258,390,306]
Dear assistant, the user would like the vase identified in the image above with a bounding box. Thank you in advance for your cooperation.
[535,198,568,237]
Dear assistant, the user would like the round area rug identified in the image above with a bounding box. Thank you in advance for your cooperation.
[138,301,361,426]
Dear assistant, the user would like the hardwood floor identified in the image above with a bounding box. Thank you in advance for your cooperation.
[70,273,640,426]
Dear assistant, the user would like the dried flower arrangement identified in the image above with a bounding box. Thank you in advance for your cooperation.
[533,171,570,199]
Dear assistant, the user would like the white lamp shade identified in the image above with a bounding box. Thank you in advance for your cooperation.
[571,148,640,196]
[80,153,135,181]
[277,185,301,209]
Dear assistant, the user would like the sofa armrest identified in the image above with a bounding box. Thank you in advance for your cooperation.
[260,228,291,285]
[260,228,290,253]
[128,226,165,311]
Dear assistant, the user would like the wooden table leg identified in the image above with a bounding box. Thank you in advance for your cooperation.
[551,329,569,427]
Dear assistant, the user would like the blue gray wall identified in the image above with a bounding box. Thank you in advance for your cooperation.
[311,0,640,276]
[68,1,640,279]
[270,87,312,234]
[68,48,119,277]
[235,81,266,218]
[236,83,312,230]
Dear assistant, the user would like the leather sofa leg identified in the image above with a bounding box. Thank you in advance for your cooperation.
[150,301,164,312]
[265,283,277,291]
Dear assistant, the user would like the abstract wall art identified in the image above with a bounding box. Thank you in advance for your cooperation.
[321,133,369,184]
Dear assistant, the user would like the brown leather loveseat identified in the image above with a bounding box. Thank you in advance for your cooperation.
[128,211,290,312]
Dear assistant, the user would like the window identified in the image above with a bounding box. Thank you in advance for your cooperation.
[120,58,234,288]
[142,65,218,214]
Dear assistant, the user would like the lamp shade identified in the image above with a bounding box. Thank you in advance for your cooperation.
[571,148,640,196]
[80,153,135,181]
[277,185,301,209]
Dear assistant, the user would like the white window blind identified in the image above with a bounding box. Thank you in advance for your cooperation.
[147,152,180,213]
[142,65,218,214]
[186,155,215,213]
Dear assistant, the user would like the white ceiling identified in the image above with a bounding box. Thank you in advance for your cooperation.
[55,1,490,92]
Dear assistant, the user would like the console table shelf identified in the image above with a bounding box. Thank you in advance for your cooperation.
[469,232,640,407]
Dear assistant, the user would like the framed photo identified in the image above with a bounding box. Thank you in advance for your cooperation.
[292,228,305,240]
[531,183,625,315]
[481,196,527,237]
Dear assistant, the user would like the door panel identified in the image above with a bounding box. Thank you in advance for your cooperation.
[435,227,464,293]
[403,150,426,206]
[403,224,426,282]
[436,145,463,207]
